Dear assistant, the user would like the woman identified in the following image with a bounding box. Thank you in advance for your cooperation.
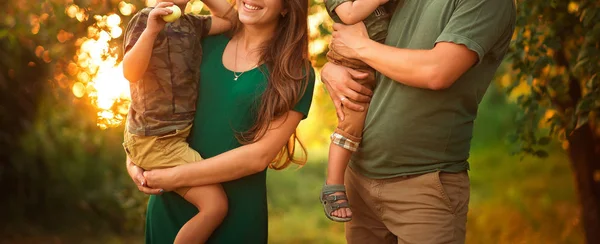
[125,0,314,242]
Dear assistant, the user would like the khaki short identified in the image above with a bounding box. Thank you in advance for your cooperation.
[123,124,202,196]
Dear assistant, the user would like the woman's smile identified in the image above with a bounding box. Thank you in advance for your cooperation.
[242,1,263,11]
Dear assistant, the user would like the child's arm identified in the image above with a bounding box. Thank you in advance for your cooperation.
[203,0,236,35]
[334,0,388,25]
[122,3,174,82]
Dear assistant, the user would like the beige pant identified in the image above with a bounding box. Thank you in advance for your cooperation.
[123,124,202,196]
[345,168,470,244]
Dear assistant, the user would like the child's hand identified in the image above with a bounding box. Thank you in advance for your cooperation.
[146,2,175,35]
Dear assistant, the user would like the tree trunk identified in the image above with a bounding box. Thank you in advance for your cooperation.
[567,124,600,244]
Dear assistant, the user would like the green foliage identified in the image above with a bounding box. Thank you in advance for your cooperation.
[508,0,600,155]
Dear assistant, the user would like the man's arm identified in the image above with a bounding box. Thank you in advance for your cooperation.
[353,36,477,90]
[334,0,387,25]
[122,3,174,82]
[329,0,515,90]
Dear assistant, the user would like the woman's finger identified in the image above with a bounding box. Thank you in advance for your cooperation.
[137,174,146,187]
[137,185,164,195]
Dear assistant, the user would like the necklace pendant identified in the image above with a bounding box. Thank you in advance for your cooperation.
[233,76,238,81]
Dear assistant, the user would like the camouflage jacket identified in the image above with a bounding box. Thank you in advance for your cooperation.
[123,7,211,136]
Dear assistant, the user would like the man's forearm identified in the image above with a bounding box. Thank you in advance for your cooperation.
[355,39,478,90]
[356,39,441,89]
[122,30,158,82]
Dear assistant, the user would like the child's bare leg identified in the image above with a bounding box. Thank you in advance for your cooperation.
[174,184,227,244]
[327,143,353,219]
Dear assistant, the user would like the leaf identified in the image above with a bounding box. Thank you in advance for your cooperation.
[535,150,549,158]
[538,137,551,145]
[575,114,590,130]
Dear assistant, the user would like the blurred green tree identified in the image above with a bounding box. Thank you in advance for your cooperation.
[508,1,600,242]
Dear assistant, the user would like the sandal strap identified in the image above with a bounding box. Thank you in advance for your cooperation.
[324,194,347,202]
[329,201,350,210]
[322,184,346,195]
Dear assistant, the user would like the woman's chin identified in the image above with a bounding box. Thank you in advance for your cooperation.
[239,17,260,26]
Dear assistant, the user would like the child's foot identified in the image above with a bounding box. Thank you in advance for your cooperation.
[329,191,352,219]
[320,184,352,222]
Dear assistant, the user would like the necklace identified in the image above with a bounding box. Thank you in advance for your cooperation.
[232,38,257,81]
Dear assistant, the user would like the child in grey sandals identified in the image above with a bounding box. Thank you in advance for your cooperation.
[320,0,396,222]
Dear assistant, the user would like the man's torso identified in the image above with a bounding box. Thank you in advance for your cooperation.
[351,0,516,178]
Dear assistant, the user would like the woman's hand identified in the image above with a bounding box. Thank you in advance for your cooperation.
[331,22,370,60]
[145,2,174,35]
[321,62,373,121]
[143,167,179,191]
[126,157,164,194]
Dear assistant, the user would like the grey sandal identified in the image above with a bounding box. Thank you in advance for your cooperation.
[320,184,352,222]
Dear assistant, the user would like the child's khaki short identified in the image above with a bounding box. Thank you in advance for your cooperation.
[123,124,202,196]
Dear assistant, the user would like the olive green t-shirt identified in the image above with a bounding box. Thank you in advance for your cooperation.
[144,35,315,243]
[350,0,516,178]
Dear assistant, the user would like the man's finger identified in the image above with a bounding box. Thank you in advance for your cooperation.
[346,81,373,99]
[343,87,370,103]
[347,69,369,81]
[342,97,365,112]
[335,99,345,121]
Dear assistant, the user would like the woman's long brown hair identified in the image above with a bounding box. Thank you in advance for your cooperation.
[234,0,311,170]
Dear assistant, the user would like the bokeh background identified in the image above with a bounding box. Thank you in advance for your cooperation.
[2,0,599,243]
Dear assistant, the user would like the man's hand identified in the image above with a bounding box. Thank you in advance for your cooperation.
[126,157,163,195]
[321,62,373,121]
[331,22,370,60]
[146,2,175,35]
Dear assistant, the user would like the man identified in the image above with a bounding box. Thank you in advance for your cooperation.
[320,0,516,243]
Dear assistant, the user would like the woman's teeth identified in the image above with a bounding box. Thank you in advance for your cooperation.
[244,3,261,10]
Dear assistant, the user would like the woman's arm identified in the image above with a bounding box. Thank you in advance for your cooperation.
[203,0,236,35]
[143,111,304,190]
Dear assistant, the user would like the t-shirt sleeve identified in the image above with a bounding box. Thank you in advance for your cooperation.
[188,15,213,39]
[123,8,152,54]
[435,0,515,65]
[325,0,352,17]
[292,66,316,120]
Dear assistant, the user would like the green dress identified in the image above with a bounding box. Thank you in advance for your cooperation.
[144,35,315,244]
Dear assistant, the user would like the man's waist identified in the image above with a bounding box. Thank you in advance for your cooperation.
[348,159,470,180]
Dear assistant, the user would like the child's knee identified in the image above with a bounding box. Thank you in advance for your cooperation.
[204,197,228,220]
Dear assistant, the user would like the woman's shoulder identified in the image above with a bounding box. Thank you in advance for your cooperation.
[202,34,230,48]
[201,34,229,59]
